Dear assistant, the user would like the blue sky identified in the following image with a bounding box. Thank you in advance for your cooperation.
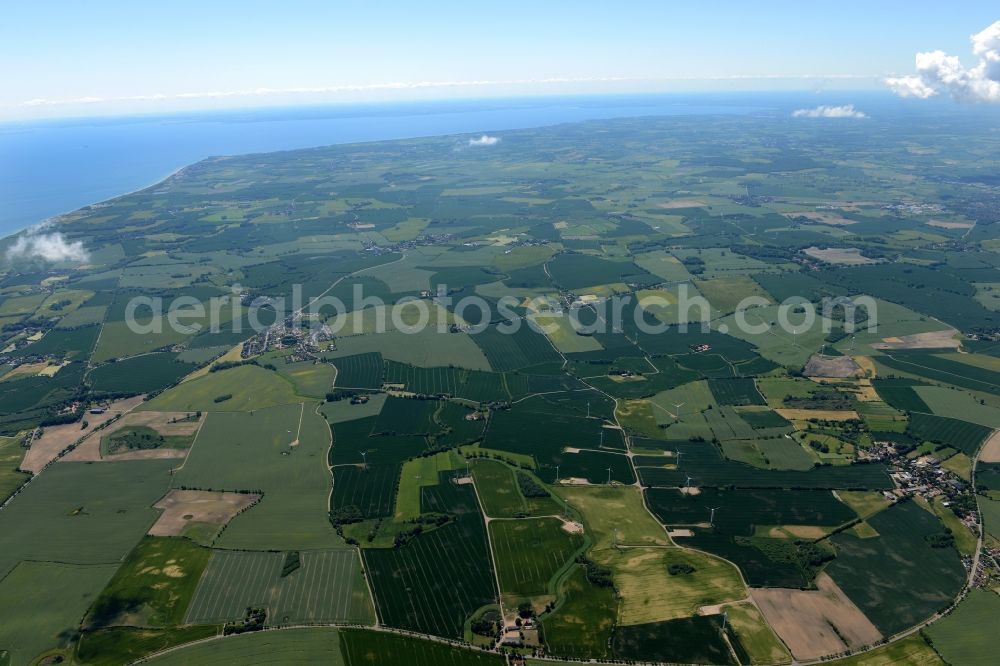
[2,1,998,119]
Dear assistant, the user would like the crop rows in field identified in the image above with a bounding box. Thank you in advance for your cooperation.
[872,378,931,412]
[908,412,992,455]
[373,397,440,435]
[878,353,1000,396]
[485,398,632,483]
[333,352,385,389]
[185,549,371,625]
[635,437,891,490]
[826,500,966,636]
[708,378,766,406]
[471,323,561,372]
[363,483,496,638]
[490,518,584,598]
[331,464,400,518]
[646,487,856,536]
[383,361,508,402]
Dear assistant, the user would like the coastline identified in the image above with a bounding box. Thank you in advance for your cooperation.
[0,163,191,242]
[0,94,778,242]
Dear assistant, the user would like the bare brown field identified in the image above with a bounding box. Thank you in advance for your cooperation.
[979,430,1000,463]
[775,408,859,421]
[23,396,144,472]
[804,355,861,378]
[0,362,49,381]
[106,448,188,461]
[871,329,959,350]
[751,572,881,661]
[62,410,202,462]
[149,489,259,537]
[927,219,974,230]
[762,525,832,539]
[813,377,880,401]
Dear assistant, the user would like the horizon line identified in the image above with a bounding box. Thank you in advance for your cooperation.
[0,75,890,123]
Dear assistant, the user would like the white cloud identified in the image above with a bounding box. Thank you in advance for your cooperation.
[468,134,500,146]
[887,20,1000,102]
[6,224,88,263]
[792,104,867,118]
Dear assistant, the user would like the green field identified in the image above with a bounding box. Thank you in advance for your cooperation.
[326,328,492,371]
[907,412,992,455]
[89,352,196,395]
[0,435,28,503]
[0,561,119,666]
[915,385,1000,427]
[384,360,510,402]
[141,365,301,412]
[490,517,585,599]
[826,634,944,666]
[174,404,346,550]
[724,602,791,666]
[363,481,497,638]
[185,549,373,625]
[612,616,737,665]
[708,377,766,406]
[332,463,400,519]
[6,100,1000,665]
[338,628,504,666]
[331,352,384,390]
[555,485,669,549]
[541,564,616,659]
[0,460,175,580]
[925,589,1000,666]
[603,546,747,626]
[88,537,211,628]
[321,393,386,423]
[646,487,856,536]
[825,500,966,635]
[393,450,464,520]
[275,359,337,398]
[144,627,344,665]
[472,459,552,518]
[76,626,220,666]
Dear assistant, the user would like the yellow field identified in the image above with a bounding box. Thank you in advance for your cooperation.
[602,547,745,626]
[555,485,668,549]
[776,408,859,421]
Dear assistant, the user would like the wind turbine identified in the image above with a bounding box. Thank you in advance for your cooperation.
[709,506,721,527]
[359,451,368,470]
[721,610,729,632]
[600,429,605,448]
[555,465,560,483]
[673,402,685,421]
[606,467,613,485]
[684,474,693,489]
[674,449,684,468]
